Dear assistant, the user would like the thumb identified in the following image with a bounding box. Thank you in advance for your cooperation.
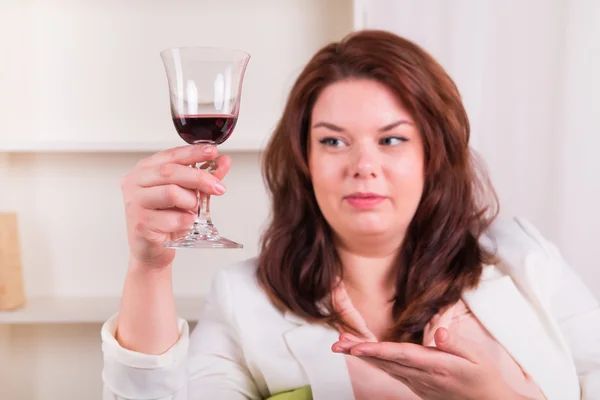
[434,327,479,363]
[332,281,377,342]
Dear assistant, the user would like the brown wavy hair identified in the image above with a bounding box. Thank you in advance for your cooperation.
[257,29,499,344]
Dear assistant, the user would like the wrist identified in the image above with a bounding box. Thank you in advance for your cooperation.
[128,255,173,277]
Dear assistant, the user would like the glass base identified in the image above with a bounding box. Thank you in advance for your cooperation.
[163,220,242,249]
[164,235,243,249]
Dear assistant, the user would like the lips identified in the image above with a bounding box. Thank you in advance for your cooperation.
[344,192,386,209]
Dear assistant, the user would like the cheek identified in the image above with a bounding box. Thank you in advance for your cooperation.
[309,154,343,211]
[310,152,340,188]
[388,151,425,200]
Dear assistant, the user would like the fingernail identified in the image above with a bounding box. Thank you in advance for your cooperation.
[202,145,215,154]
[438,328,448,343]
[340,333,352,341]
[214,181,226,194]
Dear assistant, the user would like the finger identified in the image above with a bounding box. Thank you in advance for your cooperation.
[210,154,231,181]
[331,339,359,354]
[434,327,478,363]
[136,162,227,195]
[137,184,198,210]
[137,144,217,168]
[136,209,196,235]
[339,332,365,343]
[349,342,446,372]
[423,304,455,346]
[357,355,420,383]
[332,281,378,342]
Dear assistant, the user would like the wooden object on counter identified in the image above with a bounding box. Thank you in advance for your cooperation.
[0,212,26,310]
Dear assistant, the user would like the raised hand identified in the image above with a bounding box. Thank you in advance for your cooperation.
[120,144,231,268]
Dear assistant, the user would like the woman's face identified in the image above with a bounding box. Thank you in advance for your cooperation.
[308,79,425,245]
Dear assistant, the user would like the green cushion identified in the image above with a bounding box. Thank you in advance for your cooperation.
[266,386,313,400]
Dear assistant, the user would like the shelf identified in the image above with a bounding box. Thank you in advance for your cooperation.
[0,296,204,324]
[0,137,266,154]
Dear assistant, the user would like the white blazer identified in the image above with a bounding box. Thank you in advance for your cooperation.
[101,217,600,400]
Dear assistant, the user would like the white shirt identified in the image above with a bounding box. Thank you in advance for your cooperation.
[101,217,600,399]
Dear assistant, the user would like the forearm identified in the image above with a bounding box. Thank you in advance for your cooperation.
[115,256,180,355]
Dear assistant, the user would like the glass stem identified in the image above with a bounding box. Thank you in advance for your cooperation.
[196,190,212,226]
[188,160,219,240]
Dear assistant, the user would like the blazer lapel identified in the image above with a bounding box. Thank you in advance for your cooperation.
[462,266,579,400]
[282,313,355,400]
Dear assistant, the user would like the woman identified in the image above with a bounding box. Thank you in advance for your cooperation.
[102,30,600,400]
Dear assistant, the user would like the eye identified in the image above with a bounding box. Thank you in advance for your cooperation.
[319,137,346,148]
[379,136,408,146]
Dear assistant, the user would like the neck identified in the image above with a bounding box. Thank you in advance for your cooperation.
[335,233,403,302]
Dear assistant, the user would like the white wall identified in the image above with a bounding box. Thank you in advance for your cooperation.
[556,0,600,297]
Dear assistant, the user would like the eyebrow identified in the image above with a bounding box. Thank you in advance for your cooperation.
[311,119,413,132]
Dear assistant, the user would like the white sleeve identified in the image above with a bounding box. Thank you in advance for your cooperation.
[517,218,600,399]
[101,268,261,400]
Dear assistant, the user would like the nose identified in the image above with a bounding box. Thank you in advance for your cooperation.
[349,143,379,179]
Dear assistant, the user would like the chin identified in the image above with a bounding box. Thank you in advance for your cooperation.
[347,219,391,237]
[350,228,389,238]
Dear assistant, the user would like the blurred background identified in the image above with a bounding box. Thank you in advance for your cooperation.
[0,0,598,398]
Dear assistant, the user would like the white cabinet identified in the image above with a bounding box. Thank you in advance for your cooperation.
[0,0,355,153]
[0,0,357,323]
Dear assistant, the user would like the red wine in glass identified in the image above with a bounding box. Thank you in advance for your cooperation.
[172,114,237,145]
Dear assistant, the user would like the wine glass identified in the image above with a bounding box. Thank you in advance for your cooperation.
[160,47,250,249]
